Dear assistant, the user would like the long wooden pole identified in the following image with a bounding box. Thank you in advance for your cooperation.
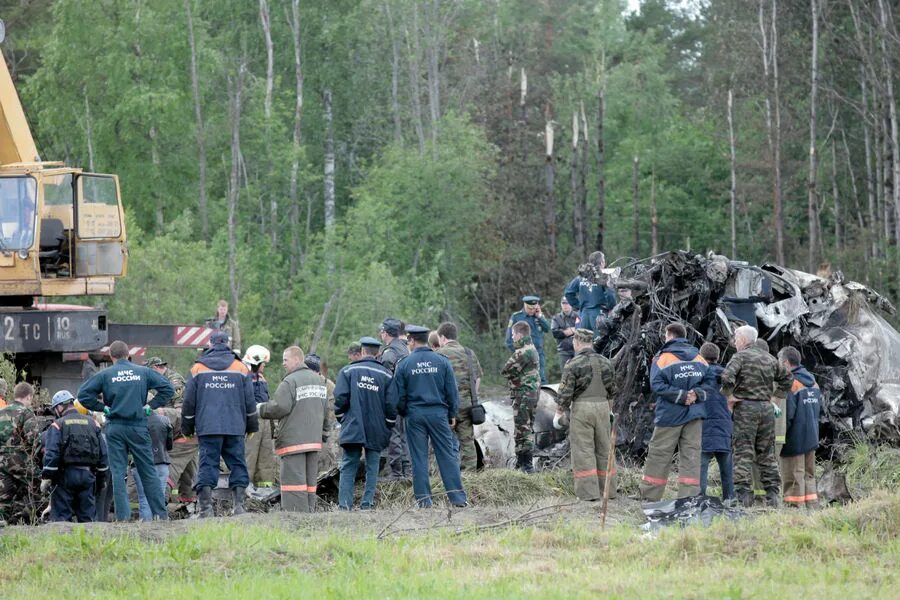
[600,414,617,529]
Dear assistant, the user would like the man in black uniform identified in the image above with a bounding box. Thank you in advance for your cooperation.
[41,390,109,522]
[378,317,411,479]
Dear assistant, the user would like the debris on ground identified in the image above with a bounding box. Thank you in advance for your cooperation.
[640,495,741,532]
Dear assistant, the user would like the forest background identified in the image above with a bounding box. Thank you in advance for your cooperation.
[3,0,899,381]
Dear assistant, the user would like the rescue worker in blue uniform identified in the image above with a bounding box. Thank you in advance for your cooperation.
[41,390,108,522]
[76,340,174,521]
[182,331,258,518]
[777,346,822,509]
[505,296,552,384]
[335,337,396,510]
[564,251,617,334]
[639,322,713,501]
[388,325,467,508]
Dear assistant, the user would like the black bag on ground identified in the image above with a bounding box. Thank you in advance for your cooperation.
[465,349,486,425]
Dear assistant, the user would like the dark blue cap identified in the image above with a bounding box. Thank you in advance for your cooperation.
[404,325,429,335]
[210,331,230,345]
[380,318,403,336]
[359,336,381,347]
[522,295,541,304]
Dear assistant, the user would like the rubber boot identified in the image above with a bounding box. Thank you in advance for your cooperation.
[737,490,753,508]
[197,486,214,518]
[764,489,780,509]
[232,487,247,516]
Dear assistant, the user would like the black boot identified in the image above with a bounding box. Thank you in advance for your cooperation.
[232,487,247,516]
[737,490,753,508]
[198,486,214,518]
[522,451,535,474]
[764,490,780,509]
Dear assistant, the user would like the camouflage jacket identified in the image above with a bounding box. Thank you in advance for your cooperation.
[502,336,540,393]
[0,401,42,477]
[149,368,186,408]
[437,340,483,409]
[556,348,618,412]
[721,344,792,401]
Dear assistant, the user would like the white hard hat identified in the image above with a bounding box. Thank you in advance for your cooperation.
[242,344,271,366]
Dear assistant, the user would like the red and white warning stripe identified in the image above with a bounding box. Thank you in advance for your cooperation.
[99,345,146,359]
[175,326,214,347]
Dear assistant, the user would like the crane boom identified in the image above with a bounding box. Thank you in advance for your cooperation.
[0,55,38,165]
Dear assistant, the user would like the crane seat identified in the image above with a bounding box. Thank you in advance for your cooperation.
[38,218,65,257]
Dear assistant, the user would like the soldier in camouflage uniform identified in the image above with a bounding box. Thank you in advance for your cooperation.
[720,325,793,507]
[0,383,44,525]
[502,320,541,473]
[146,358,195,502]
[436,322,484,471]
[378,318,412,479]
[556,329,618,500]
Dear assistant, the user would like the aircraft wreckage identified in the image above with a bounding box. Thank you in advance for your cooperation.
[487,251,900,468]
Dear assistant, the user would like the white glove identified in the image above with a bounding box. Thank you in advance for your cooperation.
[256,402,266,415]
[40,479,52,493]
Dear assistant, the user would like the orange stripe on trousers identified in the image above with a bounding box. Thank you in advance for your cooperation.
[281,484,309,492]
[642,474,667,486]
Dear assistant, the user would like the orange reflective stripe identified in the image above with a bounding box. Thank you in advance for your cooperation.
[575,469,617,478]
[281,484,309,492]
[803,494,818,501]
[642,474,667,486]
[307,486,317,493]
[275,443,323,455]
[678,477,700,485]
[174,437,196,444]
[784,495,806,503]
[791,379,806,394]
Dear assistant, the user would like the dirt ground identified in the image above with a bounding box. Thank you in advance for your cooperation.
[3,493,645,542]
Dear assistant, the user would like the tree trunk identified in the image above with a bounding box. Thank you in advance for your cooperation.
[727,88,737,258]
[861,68,878,258]
[288,0,304,275]
[423,0,441,154]
[831,139,841,253]
[807,0,819,273]
[878,0,900,269]
[632,155,640,257]
[595,86,606,252]
[771,0,785,265]
[227,61,247,320]
[150,126,163,231]
[650,173,658,256]
[543,109,556,260]
[324,88,336,232]
[578,103,589,253]
[259,0,276,246]
[405,4,426,155]
[571,111,583,257]
[184,0,209,241]
[384,1,402,144]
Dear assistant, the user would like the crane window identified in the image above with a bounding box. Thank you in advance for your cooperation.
[0,176,37,250]
[77,175,121,238]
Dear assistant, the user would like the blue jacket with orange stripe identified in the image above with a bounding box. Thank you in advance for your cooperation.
[182,345,258,437]
[781,367,821,457]
[649,338,712,427]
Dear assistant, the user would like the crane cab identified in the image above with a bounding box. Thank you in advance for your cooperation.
[0,165,127,301]
[0,21,126,304]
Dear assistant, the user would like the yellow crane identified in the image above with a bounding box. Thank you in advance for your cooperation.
[0,28,126,303]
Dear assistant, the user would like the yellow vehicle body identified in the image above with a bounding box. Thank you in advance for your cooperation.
[0,43,126,301]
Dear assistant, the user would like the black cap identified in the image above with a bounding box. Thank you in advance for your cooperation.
[522,295,541,304]
[210,331,230,345]
[380,318,403,336]
[405,325,429,335]
[304,354,322,373]
[359,336,382,348]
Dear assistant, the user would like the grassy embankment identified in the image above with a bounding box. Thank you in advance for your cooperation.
[1,448,898,598]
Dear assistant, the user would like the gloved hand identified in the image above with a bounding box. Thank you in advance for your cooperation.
[40,479,52,494]
[144,405,152,417]
[256,402,266,414]
[73,400,90,415]
[772,402,783,418]
[246,432,256,440]
[103,407,111,417]
[182,420,195,437]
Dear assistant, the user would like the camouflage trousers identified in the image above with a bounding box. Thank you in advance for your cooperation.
[512,389,539,454]
[167,439,199,500]
[0,469,40,524]
[454,406,477,471]
[733,400,780,496]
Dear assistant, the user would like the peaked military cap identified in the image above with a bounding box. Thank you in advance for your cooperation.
[522,295,541,304]
[379,318,403,336]
[404,324,429,335]
[359,336,382,348]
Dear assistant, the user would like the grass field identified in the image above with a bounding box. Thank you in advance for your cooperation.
[1,463,898,599]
